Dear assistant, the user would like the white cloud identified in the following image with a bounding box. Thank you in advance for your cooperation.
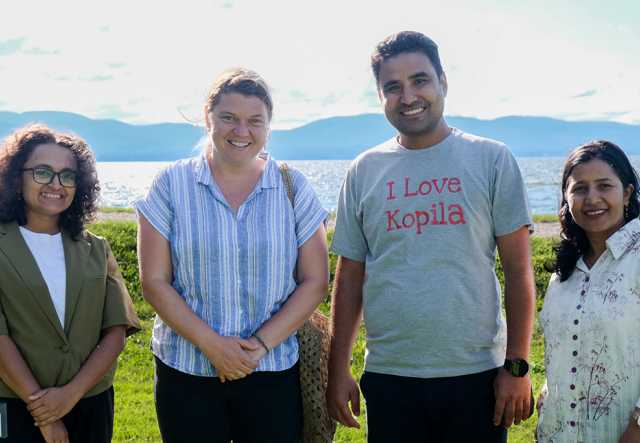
[0,0,638,127]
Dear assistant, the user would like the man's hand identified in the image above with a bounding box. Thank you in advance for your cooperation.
[28,387,81,427]
[493,369,532,427]
[39,420,69,443]
[326,370,361,428]
[200,336,259,383]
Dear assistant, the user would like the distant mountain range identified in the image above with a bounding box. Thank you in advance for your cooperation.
[1,110,639,160]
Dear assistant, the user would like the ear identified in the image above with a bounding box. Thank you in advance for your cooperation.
[623,183,634,206]
[204,106,212,132]
[440,72,448,97]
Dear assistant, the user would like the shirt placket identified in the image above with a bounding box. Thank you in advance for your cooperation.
[568,272,590,434]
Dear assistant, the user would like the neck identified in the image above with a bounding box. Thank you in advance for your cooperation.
[399,119,451,150]
[207,149,264,177]
[23,212,61,235]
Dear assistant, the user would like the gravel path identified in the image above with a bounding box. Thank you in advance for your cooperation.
[96,211,561,238]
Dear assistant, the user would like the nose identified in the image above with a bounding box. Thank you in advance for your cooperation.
[400,86,417,106]
[584,187,601,203]
[233,121,250,137]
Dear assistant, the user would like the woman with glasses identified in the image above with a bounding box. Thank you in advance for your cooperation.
[0,124,140,443]
[136,68,328,442]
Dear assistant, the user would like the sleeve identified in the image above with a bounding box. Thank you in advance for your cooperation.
[291,168,328,247]
[491,146,533,237]
[134,167,174,241]
[330,161,368,262]
[101,241,141,336]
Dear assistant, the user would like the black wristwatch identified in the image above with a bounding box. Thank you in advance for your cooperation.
[503,358,529,377]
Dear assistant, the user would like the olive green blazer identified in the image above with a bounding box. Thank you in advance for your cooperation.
[0,221,140,398]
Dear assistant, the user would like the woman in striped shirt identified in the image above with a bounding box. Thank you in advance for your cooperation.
[137,68,328,443]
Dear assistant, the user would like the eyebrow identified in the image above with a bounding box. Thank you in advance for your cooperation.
[382,71,431,89]
[217,111,265,119]
[571,177,615,185]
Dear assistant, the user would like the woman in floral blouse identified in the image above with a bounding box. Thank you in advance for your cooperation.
[538,140,640,443]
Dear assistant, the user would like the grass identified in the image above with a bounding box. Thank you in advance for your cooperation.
[89,221,557,442]
[99,206,136,214]
[532,214,558,223]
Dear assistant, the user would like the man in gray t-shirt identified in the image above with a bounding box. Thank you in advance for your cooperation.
[327,31,536,443]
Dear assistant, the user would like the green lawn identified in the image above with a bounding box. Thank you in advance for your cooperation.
[90,221,556,442]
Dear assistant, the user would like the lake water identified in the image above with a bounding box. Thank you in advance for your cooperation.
[97,156,640,215]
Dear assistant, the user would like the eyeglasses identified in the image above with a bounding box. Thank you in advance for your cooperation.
[22,166,77,188]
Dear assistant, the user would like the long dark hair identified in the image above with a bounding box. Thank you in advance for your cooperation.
[0,124,100,239]
[550,140,640,281]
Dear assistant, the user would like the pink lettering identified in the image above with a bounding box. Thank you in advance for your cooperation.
[386,181,396,200]
[404,177,418,197]
[415,211,430,234]
[448,177,461,193]
[402,212,415,228]
[432,177,448,194]
[418,180,432,195]
[448,204,466,224]
[386,209,401,231]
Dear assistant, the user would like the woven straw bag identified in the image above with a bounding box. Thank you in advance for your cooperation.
[280,163,337,443]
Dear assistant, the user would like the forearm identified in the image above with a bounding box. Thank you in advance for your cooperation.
[503,264,535,359]
[328,257,364,374]
[254,277,328,349]
[0,336,41,401]
[143,279,220,349]
[63,326,126,401]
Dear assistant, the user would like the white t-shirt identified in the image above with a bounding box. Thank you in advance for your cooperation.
[19,226,67,327]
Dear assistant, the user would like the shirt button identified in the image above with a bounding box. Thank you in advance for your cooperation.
[573,351,578,357]
[580,290,585,296]
[584,276,590,282]
[571,367,577,373]
[573,335,578,340]
[570,421,576,427]
[570,402,576,409]
[570,384,576,390]
[574,319,579,325]
[576,304,582,310]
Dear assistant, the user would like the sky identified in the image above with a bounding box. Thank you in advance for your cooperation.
[1,0,639,129]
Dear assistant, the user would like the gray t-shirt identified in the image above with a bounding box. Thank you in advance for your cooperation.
[331,128,532,378]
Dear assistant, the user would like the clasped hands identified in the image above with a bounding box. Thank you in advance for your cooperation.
[202,335,268,383]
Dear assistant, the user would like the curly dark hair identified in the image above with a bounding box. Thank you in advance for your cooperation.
[550,140,640,281]
[0,124,100,239]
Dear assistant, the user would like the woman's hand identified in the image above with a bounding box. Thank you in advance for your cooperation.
[39,420,69,443]
[27,386,81,426]
[619,414,640,443]
[200,335,259,382]
[244,336,268,365]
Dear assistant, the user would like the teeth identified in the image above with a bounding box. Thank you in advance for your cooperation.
[402,107,425,116]
[585,209,606,215]
[41,193,63,199]
[228,140,250,148]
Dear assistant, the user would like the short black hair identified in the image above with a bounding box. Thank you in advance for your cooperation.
[371,31,443,82]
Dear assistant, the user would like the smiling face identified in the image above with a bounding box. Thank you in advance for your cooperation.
[565,158,633,246]
[377,51,448,148]
[21,143,77,228]
[205,92,270,167]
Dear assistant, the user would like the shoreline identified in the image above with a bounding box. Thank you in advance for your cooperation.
[96,210,561,238]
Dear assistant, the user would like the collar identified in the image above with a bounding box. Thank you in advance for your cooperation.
[194,151,279,191]
[605,218,640,260]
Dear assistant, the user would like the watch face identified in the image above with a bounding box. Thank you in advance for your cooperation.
[505,359,529,377]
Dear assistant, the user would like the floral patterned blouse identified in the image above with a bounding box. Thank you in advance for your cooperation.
[538,219,640,443]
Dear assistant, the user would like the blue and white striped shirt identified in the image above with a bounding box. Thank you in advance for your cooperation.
[136,153,327,376]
